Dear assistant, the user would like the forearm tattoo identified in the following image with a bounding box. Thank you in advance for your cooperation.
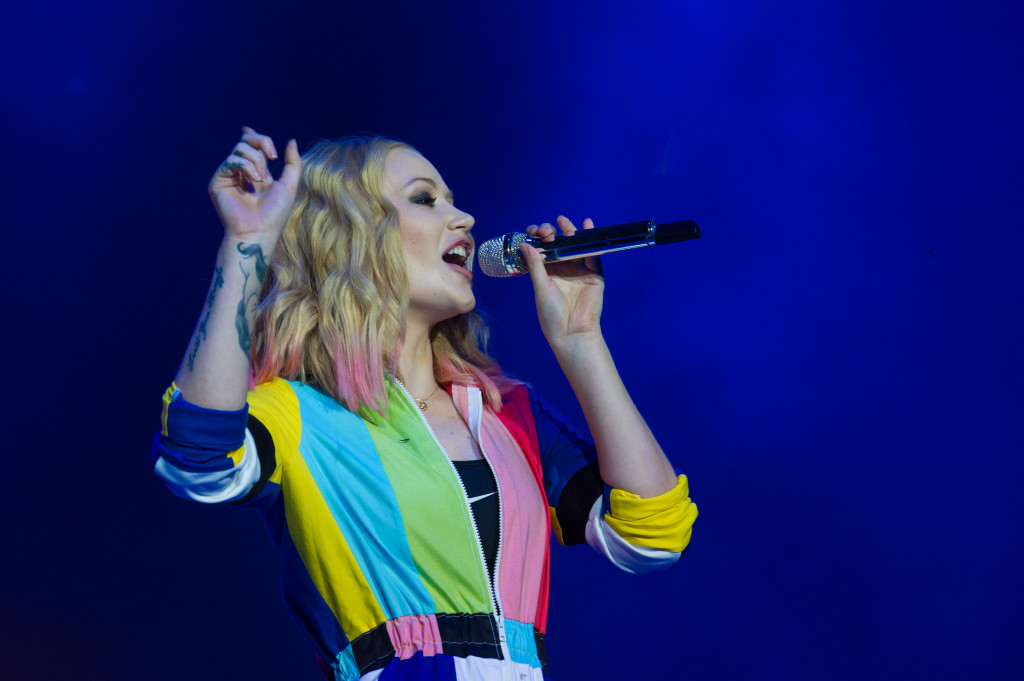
[234,242,269,358]
[187,266,225,371]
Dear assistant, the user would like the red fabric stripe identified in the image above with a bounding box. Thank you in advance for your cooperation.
[496,385,551,633]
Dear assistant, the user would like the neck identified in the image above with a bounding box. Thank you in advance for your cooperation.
[398,318,436,397]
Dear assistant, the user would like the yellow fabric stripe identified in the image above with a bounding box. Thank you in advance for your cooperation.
[160,383,177,437]
[603,474,698,553]
[247,379,385,638]
[548,507,565,545]
[226,444,245,466]
[246,378,301,487]
[161,381,245,465]
[281,436,387,638]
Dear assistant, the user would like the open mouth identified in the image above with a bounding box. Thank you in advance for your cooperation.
[441,241,472,270]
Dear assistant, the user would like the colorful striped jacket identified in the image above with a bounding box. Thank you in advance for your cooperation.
[153,378,697,680]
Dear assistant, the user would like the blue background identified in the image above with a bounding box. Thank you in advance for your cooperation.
[2,0,1021,679]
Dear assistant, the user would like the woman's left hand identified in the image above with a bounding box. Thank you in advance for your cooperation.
[519,215,605,347]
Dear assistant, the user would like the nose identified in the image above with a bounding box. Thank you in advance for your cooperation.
[448,206,474,233]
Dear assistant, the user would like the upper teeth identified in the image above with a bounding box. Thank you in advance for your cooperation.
[446,245,467,259]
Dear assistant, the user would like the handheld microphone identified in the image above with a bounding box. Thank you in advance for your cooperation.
[476,219,701,277]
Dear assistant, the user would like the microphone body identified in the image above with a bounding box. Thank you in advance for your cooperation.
[476,219,700,277]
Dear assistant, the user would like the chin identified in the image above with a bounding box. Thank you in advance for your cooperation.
[425,299,476,328]
[449,295,477,319]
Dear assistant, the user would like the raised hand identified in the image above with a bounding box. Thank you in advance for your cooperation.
[210,126,302,245]
[519,215,605,346]
[173,127,301,409]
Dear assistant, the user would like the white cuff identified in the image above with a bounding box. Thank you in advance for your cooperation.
[154,429,262,503]
[584,496,681,574]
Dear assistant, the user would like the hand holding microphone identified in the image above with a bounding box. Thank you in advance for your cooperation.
[477,218,701,278]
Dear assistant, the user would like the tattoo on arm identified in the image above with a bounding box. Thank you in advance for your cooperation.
[234,242,269,359]
[187,266,225,372]
[237,242,268,284]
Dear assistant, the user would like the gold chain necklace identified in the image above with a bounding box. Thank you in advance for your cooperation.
[412,384,440,411]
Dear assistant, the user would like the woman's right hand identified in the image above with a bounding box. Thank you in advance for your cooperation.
[209,126,302,244]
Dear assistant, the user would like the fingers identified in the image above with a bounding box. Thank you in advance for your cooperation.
[553,216,600,274]
[216,126,289,188]
[241,126,279,162]
[525,223,558,242]
[526,216,596,241]
[276,138,303,193]
[555,215,577,236]
[519,241,550,291]
[556,215,595,234]
[218,155,264,186]
[228,143,269,183]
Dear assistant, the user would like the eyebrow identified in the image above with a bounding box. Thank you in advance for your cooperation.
[404,177,454,203]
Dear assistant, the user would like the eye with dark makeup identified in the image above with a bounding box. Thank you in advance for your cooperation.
[411,193,436,207]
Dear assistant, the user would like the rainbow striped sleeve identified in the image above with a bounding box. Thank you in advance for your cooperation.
[152,382,283,506]
[527,389,697,572]
[526,390,604,547]
[585,475,697,574]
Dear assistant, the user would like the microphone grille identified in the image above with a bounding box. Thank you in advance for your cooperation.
[477,232,530,277]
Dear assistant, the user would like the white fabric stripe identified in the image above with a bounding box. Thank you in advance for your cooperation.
[153,429,262,504]
[584,496,682,575]
[467,386,483,441]
[450,655,544,681]
[348,656,543,680]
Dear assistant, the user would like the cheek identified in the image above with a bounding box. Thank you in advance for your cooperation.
[400,236,427,270]
[398,218,426,260]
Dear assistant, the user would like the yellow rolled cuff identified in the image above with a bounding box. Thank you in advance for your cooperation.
[603,474,698,553]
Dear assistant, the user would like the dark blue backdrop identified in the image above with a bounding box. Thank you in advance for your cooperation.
[3,1,1021,679]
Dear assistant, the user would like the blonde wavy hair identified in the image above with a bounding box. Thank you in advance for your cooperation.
[251,136,513,417]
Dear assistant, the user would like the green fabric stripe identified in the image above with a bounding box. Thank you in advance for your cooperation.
[367,381,493,615]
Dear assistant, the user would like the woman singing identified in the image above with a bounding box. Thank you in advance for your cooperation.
[153,127,697,680]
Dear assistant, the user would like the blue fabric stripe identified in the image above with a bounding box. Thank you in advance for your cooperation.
[151,434,237,471]
[293,383,435,619]
[376,651,457,681]
[278,519,350,662]
[164,394,248,449]
[529,390,596,505]
[504,619,542,668]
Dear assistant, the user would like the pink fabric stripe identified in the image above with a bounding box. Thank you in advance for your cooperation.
[451,385,547,624]
[385,613,443,660]
[479,409,547,624]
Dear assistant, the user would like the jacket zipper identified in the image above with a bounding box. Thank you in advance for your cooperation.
[468,387,513,681]
[393,380,513,676]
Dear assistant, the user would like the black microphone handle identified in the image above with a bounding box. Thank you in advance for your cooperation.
[476,219,700,277]
[541,219,700,261]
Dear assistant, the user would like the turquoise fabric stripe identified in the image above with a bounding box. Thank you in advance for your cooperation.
[292,382,435,618]
[333,646,360,681]
[504,618,542,668]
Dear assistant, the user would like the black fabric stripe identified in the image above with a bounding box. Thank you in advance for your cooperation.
[228,414,276,506]
[349,613,506,674]
[452,460,499,581]
[436,613,503,661]
[555,461,604,546]
[350,623,395,674]
[534,628,549,675]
